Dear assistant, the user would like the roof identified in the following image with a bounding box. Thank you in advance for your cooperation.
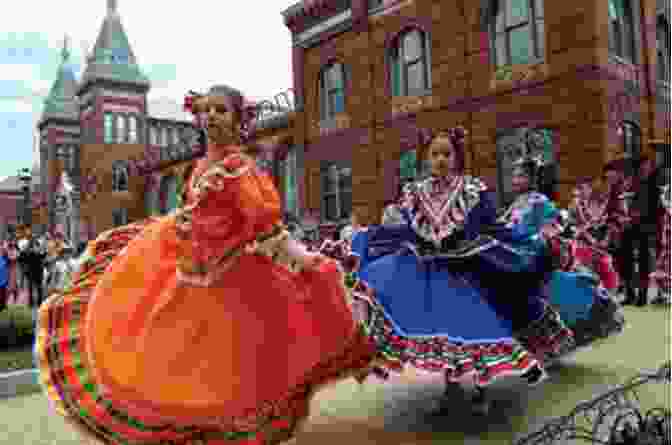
[78,0,149,92]
[0,172,42,193]
[40,37,79,124]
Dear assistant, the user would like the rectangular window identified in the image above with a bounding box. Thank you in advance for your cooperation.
[320,162,351,222]
[162,128,169,147]
[656,18,670,83]
[491,0,543,67]
[391,55,402,96]
[104,113,114,144]
[399,150,418,184]
[128,116,138,143]
[609,0,636,62]
[172,128,180,145]
[150,126,157,145]
[116,115,126,143]
[406,61,425,96]
[322,64,346,119]
[112,208,128,227]
[284,149,298,216]
[507,0,529,27]
[509,25,533,64]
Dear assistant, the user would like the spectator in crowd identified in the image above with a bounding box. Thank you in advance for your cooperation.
[44,236,76,297]
[0,241,8,312]
[618,157,660,306]
[4,239,19,305]
[17,225,47,317]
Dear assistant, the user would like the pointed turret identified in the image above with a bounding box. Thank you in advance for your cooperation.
[39,36,79,125]
[78,0,150,94]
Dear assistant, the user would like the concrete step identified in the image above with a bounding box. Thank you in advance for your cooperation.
[0,368,40,399]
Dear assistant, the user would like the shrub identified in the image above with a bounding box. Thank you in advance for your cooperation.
[0,305,35,348]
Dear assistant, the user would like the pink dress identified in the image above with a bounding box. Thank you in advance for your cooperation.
[651,185,670,294]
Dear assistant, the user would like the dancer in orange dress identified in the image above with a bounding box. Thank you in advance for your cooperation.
[35,84,376,445]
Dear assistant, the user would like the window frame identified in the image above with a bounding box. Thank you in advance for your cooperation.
[656,15,671,85]
[112,161,129,193]
[319,62,347,121]
[389,28,433,97]
[128,115,138,143]
[150,125,158,146]
[159,174,179,215]
[284,148,299,217]
[103,112,114,144]
[112,208,128,227]
[115,114,127,144]
[489,0,545,68]
[320,161,352,223]
[608,0,638,64]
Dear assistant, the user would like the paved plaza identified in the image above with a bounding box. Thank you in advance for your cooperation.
[0,305,669,445]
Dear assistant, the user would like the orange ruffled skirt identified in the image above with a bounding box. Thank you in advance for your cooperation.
[35,216,375,445]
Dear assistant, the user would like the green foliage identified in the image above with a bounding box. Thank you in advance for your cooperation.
[495,65,514,81]
[0,305,35,349]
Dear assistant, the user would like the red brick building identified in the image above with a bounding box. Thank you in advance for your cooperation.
[277,0,670,226]
[32,0,199,244]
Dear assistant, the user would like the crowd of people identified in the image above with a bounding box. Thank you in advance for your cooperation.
[0,225,86,317]
[27,83,670,445]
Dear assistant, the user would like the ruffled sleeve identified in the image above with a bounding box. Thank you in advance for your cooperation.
[175,154,283,285]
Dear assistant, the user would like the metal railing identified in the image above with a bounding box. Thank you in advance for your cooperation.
[513,361,670,445]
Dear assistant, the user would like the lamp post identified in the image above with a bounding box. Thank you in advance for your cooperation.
[17,167,32,228]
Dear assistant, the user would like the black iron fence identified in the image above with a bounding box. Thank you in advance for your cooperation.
[513,361,670,445]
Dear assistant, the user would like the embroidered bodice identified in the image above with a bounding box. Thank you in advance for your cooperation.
[570,191,608,229]
[400,175,487,247]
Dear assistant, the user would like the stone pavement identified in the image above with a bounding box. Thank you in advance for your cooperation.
[1,306,669,445]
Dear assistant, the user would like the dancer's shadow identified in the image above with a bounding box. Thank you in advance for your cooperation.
[377,373,531,435]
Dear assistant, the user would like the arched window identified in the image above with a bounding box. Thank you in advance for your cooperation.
[104,113,114,143]
[128,116,138,143]
[490,0,545,67]
[116,115,126,143]
[112,161,129,192]
[657,15,670,84]
[389,29,431,96]
[319,62,346,120]
[609,0,636,62]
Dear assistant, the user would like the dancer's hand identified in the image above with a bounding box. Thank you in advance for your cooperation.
[302,252,327,270]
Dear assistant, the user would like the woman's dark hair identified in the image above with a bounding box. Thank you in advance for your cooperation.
[426,126,467,172]
[576,176,593,185]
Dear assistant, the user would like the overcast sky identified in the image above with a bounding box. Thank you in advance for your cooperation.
[0,0,297,183]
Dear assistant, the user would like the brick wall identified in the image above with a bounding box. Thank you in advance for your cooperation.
[284,0,664,221]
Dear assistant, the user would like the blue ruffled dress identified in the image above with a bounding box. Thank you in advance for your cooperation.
[497,192,625,348]
[350,176,574,387]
